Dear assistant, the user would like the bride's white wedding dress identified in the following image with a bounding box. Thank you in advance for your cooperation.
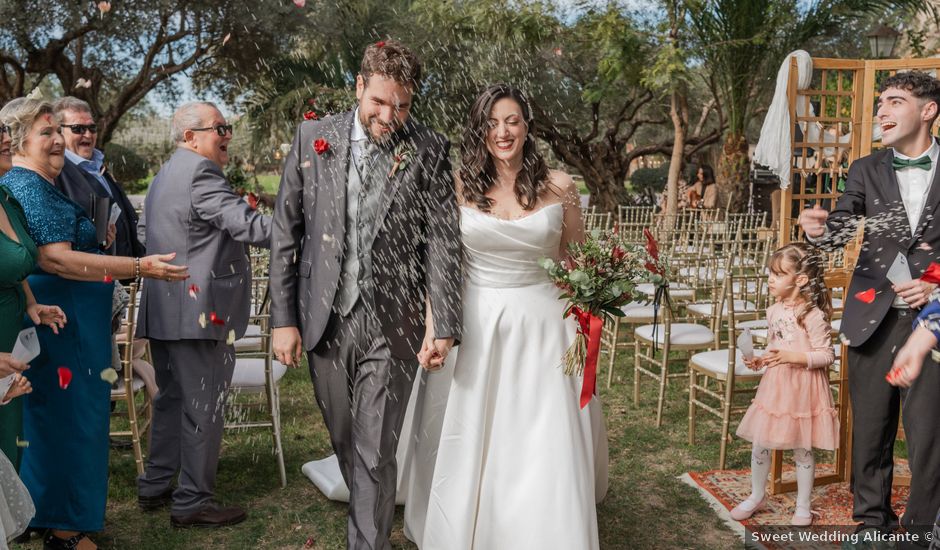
[303,202,608,549]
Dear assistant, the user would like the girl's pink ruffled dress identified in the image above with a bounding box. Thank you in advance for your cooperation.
[736,302,840,450]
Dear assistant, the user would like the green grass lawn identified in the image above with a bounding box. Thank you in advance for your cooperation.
[15,344,806,549]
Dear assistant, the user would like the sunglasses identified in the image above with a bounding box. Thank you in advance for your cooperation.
[64,124,98,135]
[191,124,233,137]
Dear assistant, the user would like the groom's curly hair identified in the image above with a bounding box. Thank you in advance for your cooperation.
[879,71,940,122]
[360,40,422,90]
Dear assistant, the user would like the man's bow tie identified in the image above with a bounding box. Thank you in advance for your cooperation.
[892,155,932,171]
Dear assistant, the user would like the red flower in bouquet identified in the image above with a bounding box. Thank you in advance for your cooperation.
[313,138,330,155]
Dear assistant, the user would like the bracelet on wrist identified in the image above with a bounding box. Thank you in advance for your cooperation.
[134,257,141,280]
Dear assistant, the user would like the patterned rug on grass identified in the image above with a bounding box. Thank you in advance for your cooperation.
[681,461,910,549]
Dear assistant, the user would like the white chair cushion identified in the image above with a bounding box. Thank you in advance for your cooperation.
[243,324,263,337]
[730,281,761,293]
[636,283,695,300]
[634,323,714,346]
[832,298,843,309]
[678,267,726,281]
[231,357,287,391]
[691,349,766,377]
[751,328,768,342]
[831,318,841,332]
[737,319,768,330]
[686,300,756,317]
[111,376,145,398]
[620,303,657,320]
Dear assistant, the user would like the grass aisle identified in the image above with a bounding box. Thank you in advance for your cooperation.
[20,350,751,549]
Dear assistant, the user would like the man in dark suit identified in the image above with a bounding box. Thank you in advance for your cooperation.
[800,71,940,546]
[269,41,462,550]
[136,101,271,527]
[53,96,145,260]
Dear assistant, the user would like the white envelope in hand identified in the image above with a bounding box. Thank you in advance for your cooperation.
[737,328,754,361]
[887,252,912,286]
[108,203,122,225]
[11,327,39,363]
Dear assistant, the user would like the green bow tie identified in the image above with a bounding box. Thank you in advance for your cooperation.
[892,155,932,171]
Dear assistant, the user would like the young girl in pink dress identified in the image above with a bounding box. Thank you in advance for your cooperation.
[731,242,840,526]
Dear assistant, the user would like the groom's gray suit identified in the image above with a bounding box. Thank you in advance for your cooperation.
[270,110,462,549]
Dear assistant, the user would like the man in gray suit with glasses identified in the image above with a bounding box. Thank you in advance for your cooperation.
[269,41,462,550]
[136,101,272,528]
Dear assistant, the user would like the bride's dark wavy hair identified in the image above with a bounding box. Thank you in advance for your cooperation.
[459,84,549,212]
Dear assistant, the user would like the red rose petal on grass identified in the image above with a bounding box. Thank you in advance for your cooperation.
[313,138,330,155]
[304,537,315,548]
[103,274,112,283]
[58,367,72,390]
[303,110,318,120]
[209,312,225,326]
[854,288,876,304]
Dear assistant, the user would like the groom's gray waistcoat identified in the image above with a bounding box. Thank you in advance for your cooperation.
[269,111,463,359]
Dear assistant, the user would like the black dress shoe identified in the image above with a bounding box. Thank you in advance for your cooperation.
[170,501,247,528]
[138,486,174,511]
[13,527,41,543]
[43,531,90,550]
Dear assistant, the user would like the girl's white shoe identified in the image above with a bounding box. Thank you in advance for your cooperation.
[730,496,766,521]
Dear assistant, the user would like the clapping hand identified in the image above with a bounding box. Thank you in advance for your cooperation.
[27,303,67,334]
[3,374,31,402]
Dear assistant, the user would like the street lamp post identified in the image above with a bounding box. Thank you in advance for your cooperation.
[867,25,900,59]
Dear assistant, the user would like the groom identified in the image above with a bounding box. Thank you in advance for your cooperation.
[269,40,462,549]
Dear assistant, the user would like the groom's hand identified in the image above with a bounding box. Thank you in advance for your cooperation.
[273,326,303,368]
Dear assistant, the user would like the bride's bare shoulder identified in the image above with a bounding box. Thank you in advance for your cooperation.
[544,170,579,204]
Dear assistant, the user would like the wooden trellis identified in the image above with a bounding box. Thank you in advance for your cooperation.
[773,57,940,495]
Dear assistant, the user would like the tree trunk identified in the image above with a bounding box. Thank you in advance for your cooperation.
[716,132,749,213]
[664,90,688,217]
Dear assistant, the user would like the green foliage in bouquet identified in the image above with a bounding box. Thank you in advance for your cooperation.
[539,228,646,320]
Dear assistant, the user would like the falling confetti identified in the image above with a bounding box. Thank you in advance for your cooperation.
[246,192,259,210]
[100,368,118,384]
[15,437,28,448]
[97,1,111,14]
[74,78,92,89]
[222,33,232,46]
[58,367,72,390]
[932,349,940,362]
[198,312,207,329]
[376,41,386,48]
[189,284,201,299]
[226,330,236,345]
[854,288,875,304]
[210,312,225,326]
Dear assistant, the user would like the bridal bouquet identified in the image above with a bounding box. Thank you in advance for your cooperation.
[540,227,645,407]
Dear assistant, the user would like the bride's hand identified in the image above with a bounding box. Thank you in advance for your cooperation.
[418,333,446,372]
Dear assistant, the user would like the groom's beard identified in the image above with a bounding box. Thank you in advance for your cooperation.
[359,112,406,145]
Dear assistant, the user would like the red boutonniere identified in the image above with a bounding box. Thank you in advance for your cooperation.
[246,192,259,210]
[303,110,318,120]
[313,138,330,155]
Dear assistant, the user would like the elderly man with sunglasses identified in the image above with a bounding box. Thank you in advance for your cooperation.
[53,97,145,261]
[135,101,271,528]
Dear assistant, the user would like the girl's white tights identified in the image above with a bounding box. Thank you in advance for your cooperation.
[748,443,815,511]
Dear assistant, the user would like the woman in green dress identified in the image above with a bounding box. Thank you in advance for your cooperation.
[0,120,66,471]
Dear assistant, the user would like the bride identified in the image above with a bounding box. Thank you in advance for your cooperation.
[404,84,608,549]
[302,84,609,549]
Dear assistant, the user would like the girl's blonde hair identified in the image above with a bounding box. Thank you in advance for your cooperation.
[768,242,832,327]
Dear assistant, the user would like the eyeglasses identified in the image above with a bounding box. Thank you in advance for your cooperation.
[190,124,233,137]
[64,124,98,135]
[0,125,9,136]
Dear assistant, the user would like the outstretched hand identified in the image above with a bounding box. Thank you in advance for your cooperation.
[27,303,67,334]
[798,204,828,238]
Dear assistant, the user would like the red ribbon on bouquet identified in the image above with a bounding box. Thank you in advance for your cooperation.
[570,307,604,409]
